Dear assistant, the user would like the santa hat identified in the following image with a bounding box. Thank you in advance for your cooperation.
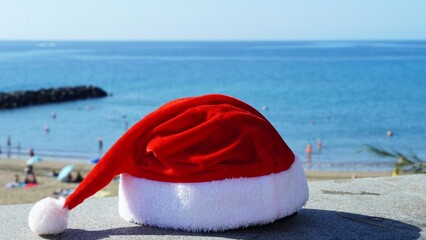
[28,94,309,235]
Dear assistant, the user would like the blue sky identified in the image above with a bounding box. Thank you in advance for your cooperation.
[0,0,425,41]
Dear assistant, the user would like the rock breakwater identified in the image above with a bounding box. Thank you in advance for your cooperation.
[0,86,108,109]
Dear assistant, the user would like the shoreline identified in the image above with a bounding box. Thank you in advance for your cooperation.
[0,158,391,206]
[2,151,397,171]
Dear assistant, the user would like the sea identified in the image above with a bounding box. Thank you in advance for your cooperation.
[1,41,426,171]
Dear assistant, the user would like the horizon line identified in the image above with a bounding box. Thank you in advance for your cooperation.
[0,38,426,42]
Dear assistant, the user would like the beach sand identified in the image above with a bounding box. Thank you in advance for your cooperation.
[0,158,118,206]
[0,158,391,206]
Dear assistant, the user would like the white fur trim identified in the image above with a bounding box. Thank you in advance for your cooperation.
[119,157,308,231]
[28,197,69,235]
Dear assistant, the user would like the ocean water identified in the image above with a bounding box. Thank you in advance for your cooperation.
[1,41,426,170]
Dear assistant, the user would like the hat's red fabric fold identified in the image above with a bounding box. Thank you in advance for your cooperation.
[65,94,294,210]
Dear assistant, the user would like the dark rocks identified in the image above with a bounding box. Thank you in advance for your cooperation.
[0,86,108,109]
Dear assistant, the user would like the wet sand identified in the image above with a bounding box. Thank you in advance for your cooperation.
[0,158,390,206]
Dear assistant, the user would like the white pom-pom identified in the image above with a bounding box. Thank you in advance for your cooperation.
[28,197,69,235]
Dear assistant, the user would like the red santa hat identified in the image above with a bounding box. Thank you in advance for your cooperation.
[28,94,309,235]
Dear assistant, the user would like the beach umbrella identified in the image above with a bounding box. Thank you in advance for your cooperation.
[57,164,74,181]
[26,156,42,165]
[90,157,100,164]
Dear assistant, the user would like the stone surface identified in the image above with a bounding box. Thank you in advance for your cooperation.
[0,175,425,239]
[0,85,108,109]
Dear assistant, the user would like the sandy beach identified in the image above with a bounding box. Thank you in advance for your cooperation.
[0,158,119,206]
[0,158,391,206]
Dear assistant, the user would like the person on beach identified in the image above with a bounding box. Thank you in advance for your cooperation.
[97,136,103,152]
[306,143,312,169]
[53,188,74,197]
[51,170,59,177]
[64,173,73,183]
[29,148,34,157]
[72,171,84,183]
[306,143,312,155]
[24,174,37,184]
[24,165,34,176]
[7,135,11,158]
[317,139,322,153]
[4,174,22,188]
[14,174,19,183]
[24,166,37,184]
[63,171,85,183]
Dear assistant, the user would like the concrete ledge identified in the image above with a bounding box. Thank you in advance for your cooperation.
[1,175,425,239]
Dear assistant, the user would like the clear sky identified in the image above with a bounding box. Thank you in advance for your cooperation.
[0,0,425,41]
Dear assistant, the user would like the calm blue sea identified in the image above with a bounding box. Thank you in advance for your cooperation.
[1,41,426,170]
